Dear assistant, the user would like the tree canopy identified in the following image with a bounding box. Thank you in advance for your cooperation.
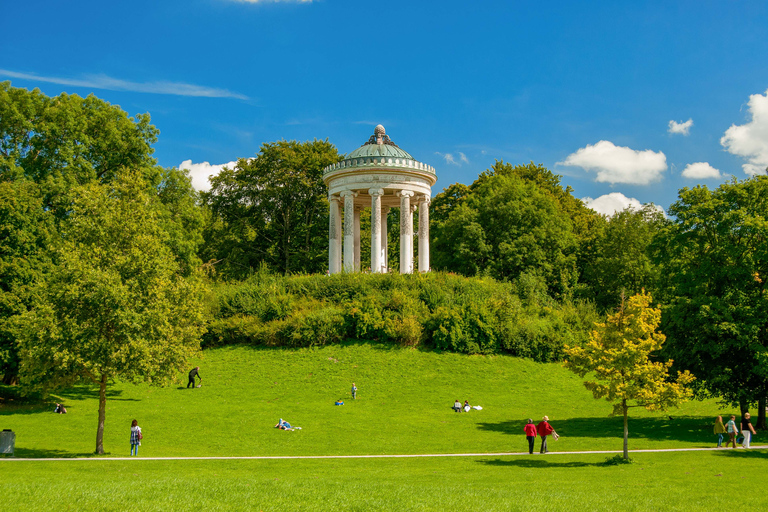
[564,292,694,459]
[13,172,208,454]
[657,177,768,424]
[202,139,341,278]
[0,83,204,383]
[431,161,591,298]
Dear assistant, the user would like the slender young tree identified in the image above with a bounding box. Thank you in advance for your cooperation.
[564,292,694,459]
[14,172,207,454]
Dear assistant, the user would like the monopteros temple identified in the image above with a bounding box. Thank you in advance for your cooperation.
[323,125,437,274]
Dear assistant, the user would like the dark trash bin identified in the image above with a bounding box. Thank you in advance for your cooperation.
[0,429,15,456]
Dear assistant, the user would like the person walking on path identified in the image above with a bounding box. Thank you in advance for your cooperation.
[188,366,202,388]
[537,416,555,454]
[523,419,538,454]
[725,415,738,448]
[713,416,726,448]
[351,383,357,399]
[741,412,757,448]
[130,419,142,456]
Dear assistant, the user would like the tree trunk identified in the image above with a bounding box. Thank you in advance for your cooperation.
[2,371,19,386]
[739,396,749,418]
[623,399,629,460]
[758,396,767,430]
[95,373,107,455]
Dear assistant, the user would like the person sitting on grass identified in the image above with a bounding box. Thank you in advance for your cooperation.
[335,399,344,406]
[54,403,67,414]
[463,400,471,413]
[453,399,462,412]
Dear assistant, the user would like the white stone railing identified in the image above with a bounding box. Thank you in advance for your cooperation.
[323,157,436,176]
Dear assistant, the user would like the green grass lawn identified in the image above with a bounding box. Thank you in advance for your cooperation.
[2,343,767,510]
[3,450,767,511]
[0,343,754,458]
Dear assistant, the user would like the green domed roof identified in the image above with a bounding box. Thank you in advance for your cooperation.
[348,143,414,160]
[347,125,414,160]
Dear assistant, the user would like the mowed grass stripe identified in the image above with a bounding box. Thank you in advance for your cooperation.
[3,451,767,511]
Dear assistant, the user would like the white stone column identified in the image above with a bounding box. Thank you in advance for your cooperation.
[418,195,430,272]
[340,190,357,272]
[328,195,342,274]
[381,206,390,272]
[369,188,383,273]
[398,191,414,274]
[354,205,362,271]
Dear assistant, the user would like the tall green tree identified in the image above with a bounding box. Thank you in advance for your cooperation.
[580,204,666,311]
[202,139,341,278]
[564,292,694,459]
[657,177,768,427]
[0,181,55,383]
[431,163,580,297]
[0,83,204,383]
[13,172,207,454]
[0,81,159,215]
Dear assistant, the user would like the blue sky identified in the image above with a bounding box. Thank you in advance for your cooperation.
[3,0,768,214]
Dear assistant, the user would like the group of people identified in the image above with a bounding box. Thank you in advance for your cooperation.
[523,416,558,454]
[714,413,757,448]
[453,399,472,413]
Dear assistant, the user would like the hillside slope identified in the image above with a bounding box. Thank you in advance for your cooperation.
[2,344,731,457]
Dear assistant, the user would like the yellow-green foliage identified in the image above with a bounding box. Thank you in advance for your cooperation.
[564,291,695,415]
[205,270,598,362]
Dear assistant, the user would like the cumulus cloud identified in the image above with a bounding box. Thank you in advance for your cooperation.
[668,118,693,135]
[558,140,667,185]
[681,162,721,179]
[0,69,248,99]
[180,160,239,192]
[721,88,768,175]
[582,192,663,217]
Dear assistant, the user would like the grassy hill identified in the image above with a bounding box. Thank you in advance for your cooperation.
[0,343,740,458]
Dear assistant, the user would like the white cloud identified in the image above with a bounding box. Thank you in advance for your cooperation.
[721,88,768,176]
[435,151,469,166]
[668,118,693,136]
[435,152,458,165]
[582,192,663,217]
[180,160,239,192]
[0,69,248,99]
[681,162,722,179]
[558,140,667,185]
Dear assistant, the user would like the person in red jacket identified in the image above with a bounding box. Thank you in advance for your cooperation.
[523,419,537,454]
[537,416,555,454]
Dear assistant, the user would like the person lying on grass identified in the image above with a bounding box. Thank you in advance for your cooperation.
[274,418,301,430]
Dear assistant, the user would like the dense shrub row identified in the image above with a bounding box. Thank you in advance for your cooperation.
[203,271,599,362]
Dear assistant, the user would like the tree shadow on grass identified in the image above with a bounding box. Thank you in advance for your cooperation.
[9,447,93,459]
[479,458,603,468]
[10,447,97,458]
[712,449,768,460]
[478,416,717,444]
[57,386,138,402]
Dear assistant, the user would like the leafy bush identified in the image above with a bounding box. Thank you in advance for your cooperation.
[204,271,599,362]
